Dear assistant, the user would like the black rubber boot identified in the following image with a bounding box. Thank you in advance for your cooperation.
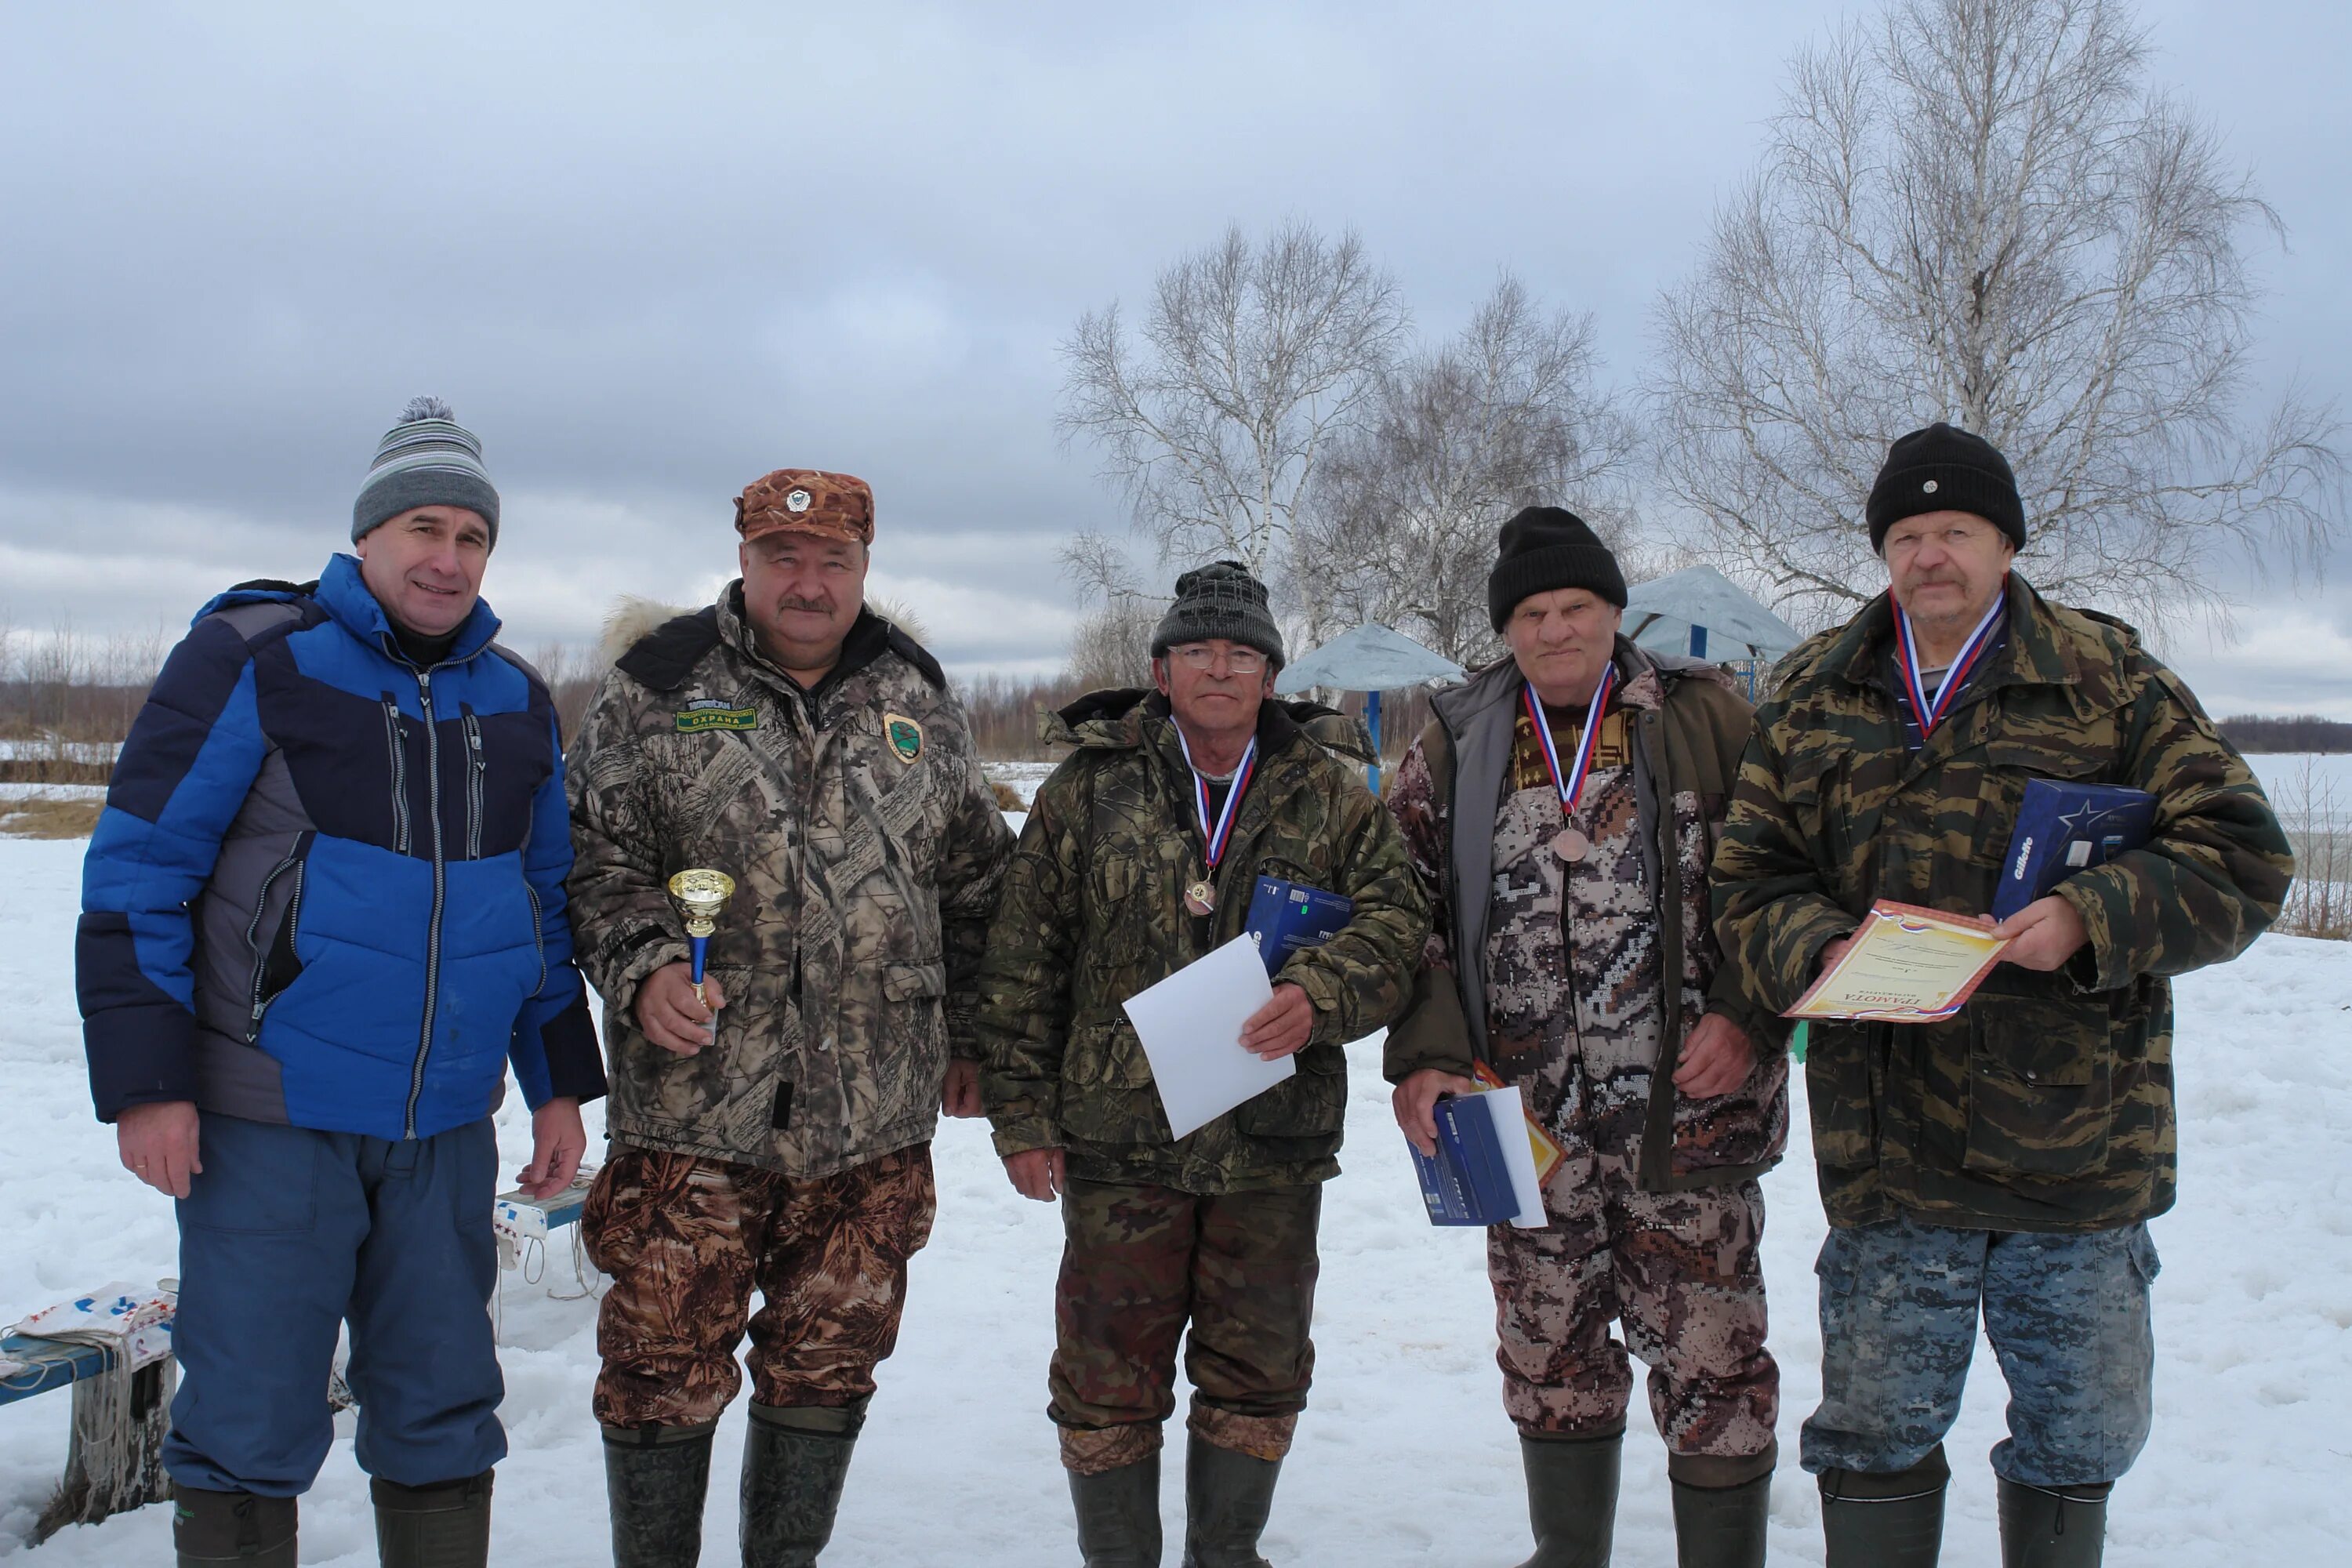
[1819,1445,1949,1568]
[1515,1431,1622,1568]
[171,1483,298,1566]
[742,1399,866,1568]
[1180,1433,1281,1568]
[1997,1475,2111,1567]
[1669,1473,1770,1568]
[371,1470,492,1568]
[603,1421,715,1568]
[1070,1452,1163,1568]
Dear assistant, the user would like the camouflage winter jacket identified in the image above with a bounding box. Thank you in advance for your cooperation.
[566,586,1013,1180]
[1384,640,1788,1192]
[1711,575,2293,1232]
[975,689,1429,1193]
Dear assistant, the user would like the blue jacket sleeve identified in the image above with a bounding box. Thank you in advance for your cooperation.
[506,710,606,1109]
[76,616,270,1121]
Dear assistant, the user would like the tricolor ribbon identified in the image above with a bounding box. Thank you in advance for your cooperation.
[1522,662,1618,817]
[1174,728,1258,875]
[1893,593,2006,739]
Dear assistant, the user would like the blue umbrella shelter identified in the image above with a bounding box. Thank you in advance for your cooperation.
[1275,622,1467,794]
[1623,565,1803,695]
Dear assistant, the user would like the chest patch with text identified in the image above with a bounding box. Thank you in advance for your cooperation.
[675,699,758,732]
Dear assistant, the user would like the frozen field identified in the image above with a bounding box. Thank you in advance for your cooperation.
[2,831,2349,1564]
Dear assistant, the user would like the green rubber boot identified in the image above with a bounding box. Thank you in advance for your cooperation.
[1997,1475,2111,1567]
[1515,1431,1622,1568]
[1070,1452,1163,1567]
[742,1398,866,1567]
[371,1470,492,1568]
[1819,1445,1948,1568]
[603,1421,715,1568]
[1180,1433,1282,1568]
[171,1483,298,1567]
[1669,1472,1771,1568]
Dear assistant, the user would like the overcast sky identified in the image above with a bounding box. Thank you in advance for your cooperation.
[3,1,2347,715]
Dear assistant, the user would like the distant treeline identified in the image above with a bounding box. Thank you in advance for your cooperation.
[2218,715,2352,754]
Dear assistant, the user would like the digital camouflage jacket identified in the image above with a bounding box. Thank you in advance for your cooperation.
[975,689,1430,1193]
[566,587,1013,1180]
[1384,641,1788,1193]
[1711,575,2293,1232]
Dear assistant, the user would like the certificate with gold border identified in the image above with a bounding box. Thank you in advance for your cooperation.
[1784,901,2010,1023]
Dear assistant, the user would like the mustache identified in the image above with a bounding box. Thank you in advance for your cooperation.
[774,593,837,614]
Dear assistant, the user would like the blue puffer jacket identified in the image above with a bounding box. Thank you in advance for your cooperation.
[75,553,604,1139]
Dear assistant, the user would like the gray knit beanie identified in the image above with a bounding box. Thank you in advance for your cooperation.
[1149,561,1286,670]
[351,397,501,547]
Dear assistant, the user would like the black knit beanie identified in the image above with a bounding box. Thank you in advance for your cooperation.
[1486,507,1627,630]
[1866,423,2025,553]
[1150,561,1287,670]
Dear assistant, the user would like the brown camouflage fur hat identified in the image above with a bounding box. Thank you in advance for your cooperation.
[735,469,875,546]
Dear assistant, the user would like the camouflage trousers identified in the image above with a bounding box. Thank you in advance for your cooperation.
[1802,1216,2160,1487]
[582,1142,936,1429]
[1050,1178,1320,1475]
[1490,1140,1778,1482]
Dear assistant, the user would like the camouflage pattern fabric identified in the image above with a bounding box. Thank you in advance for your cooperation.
[1802,1216,2159,1486]
[583,1142,936,1428]
[975,688,1428,1194]
[1493,1141,1778,1471]
[1048,1178,1320,1474]
[567,588,1013,1179]
[735,467,875,546]
[1385,644,1787,1191]
[1711,575,2295,1232]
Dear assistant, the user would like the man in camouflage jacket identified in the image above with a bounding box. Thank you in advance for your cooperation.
[976,561,1428,1568]
[565,470,1011,1568]
[1385,506,1787,1568]
[1711,425,2294,1568]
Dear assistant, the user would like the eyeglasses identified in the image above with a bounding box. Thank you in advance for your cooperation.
[1169,644,1267,675]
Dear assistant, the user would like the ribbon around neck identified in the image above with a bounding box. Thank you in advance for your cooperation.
[1894,593,2006,739]
[1522,662,1618,818]
[1174,726,1258,873]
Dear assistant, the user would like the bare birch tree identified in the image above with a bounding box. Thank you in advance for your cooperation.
[1058,221,1409,600]
[1650,0,2342,635]
[1299,274,1644,669]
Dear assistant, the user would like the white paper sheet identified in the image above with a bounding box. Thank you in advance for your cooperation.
[1475,1086,1550,1229]
[1121,935,1293,1139]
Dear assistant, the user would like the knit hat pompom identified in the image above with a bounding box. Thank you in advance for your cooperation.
[1149,560,1287,670]
[352,395,501,548]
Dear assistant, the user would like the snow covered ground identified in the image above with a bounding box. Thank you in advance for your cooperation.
[2,831,2348,1564]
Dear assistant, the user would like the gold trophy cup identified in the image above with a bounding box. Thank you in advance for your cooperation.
[666,868,736,1007]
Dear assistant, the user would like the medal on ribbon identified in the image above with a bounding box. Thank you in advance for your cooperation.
[1893,593,2006,740]
[1523,664,1617,863]
[1174,727,1257,916]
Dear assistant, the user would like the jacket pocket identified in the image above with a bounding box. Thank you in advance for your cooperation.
[1233,1040,1348,1138]
[245,833,314,1043]
[1802,1021,1879,1171]
[1962,994,2114,1179]
[1055,1018,1169,1143]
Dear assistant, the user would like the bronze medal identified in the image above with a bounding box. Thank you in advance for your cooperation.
[1184,879,1217,916]
[1552,828,1589,863]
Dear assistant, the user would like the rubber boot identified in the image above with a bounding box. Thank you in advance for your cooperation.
[1515,1431,1621,1568]
[1819,1444,1949,1568]
[742,1399,866,1567]
[1070,1452,1163,1568]
[1180,1433,1281,1568]
[172,1484,297,1567]
[1997,1475,2111,1567]
[603,1421,716,1568]
[1669,1473,1770,1568]
[371,1470,492,1568]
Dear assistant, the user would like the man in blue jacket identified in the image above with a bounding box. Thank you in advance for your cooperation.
[74,397,607,1568]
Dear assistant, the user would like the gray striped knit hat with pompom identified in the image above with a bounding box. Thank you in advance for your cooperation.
[351,397,502,548]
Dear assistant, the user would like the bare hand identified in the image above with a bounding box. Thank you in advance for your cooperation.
[636,964,725,1055]
[1672,1014,1755,1100]
[516,1096,586,1200]
[118,1101,202,1199]
[1392,1068,1479,1156]
[1240,983,1315,1061]
[942,1058,984,1118]
[1992,895,2089,972]
[1817,935,1855,975]
[1004,1147,1067,1202]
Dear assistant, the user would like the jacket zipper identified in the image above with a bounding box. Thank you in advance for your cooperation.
[524,883,547,996]
[463,711,485,860]
[245,851,306,1042]
[405,666,448,1139]
[382,698,411,855]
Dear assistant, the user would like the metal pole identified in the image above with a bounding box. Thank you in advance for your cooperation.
[1366,690,1382,796]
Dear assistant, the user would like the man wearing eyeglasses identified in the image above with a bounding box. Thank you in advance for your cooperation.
[975,561,1428,1567]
